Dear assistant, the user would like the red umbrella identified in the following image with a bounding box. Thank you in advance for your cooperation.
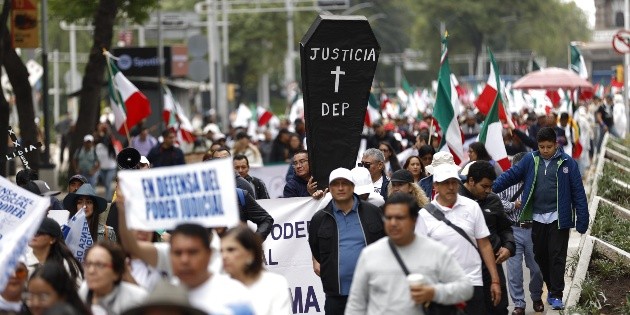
[512,67,593,90]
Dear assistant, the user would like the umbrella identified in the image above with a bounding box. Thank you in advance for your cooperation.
[512,67,593,90]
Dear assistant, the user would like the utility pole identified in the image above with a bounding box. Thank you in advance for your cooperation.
[41,0,52,167]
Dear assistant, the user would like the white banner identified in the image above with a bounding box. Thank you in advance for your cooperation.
[256,197,325,314]
[118,158,240,230]
[249,164,290,199]
[0,176,49,289]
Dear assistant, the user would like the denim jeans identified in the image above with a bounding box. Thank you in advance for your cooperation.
[506,226,543,308]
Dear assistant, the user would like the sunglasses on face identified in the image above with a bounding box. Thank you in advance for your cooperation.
[358,162,372,168]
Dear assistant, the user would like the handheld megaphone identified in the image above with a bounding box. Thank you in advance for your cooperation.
[116,147,141,170]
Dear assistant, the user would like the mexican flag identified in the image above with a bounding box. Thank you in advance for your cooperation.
[434,33,464,165]
[257,106,274,127]
[475,53,511,122]
[478,49,511,171]
[163,85,195,143]
[364,92,381,127]
[570,43,588,79]
[106,53,151,135]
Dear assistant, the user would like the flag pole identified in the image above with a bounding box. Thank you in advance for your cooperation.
[103,49,132,144]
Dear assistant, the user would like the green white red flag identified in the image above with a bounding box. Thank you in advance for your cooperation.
[162,85,195,143]
[478,49,511,171]
[433,33,464,165]
[105,52,151,135]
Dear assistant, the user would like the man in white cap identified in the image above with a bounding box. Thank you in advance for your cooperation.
[418,151,456,199]
[415,162,502,315]
[308,168,385,314]
[72,134,99,186]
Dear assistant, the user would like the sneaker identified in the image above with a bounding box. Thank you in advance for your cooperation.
[533,300,544,312]
[549,298,565,310]
[511,307,525,315]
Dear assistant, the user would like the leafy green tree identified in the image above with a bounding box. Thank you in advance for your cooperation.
[406,0,590,80]
[49,0,159,175]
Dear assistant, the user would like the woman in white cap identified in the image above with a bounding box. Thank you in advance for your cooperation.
[63,184,117,243]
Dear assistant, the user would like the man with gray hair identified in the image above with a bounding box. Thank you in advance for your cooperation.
[360,148,389,201]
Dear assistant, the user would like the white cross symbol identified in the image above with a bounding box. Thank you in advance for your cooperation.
[13,140,20,147]
[330,66,345,93]
[8,129,15,135]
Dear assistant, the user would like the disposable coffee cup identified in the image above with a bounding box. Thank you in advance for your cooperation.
[407,273,426,287]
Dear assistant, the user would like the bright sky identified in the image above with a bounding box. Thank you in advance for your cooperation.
[571,0,596,28]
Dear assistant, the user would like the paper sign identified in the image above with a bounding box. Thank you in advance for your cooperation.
[117,158,240,230]
[0,176,49,289]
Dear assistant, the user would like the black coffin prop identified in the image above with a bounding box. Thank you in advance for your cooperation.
[300,15,380,189]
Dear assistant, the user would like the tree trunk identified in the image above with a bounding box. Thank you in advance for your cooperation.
[471,32,484,78]
[0,0,11,176]
[68,0,117,176]
[2,31,40,171]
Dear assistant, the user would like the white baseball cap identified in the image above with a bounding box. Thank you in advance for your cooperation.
[432,164,461,183]
[350,167,372,195]
[83,134,94,142]
[139,156,150,165]
[329,168,354,185]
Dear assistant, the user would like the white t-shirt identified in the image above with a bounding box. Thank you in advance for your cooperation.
[130,258,162,291]
[415,194,489,286]
[95,143,117,170]
[248,271,292,315]
[373,176,383,194]
[188,274,253,315]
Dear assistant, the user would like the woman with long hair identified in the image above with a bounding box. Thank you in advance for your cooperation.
[403,155,427,184]
[386,169,430,207]
[287,133,304,160]
[27,218,83,287]
[221,225,291,315]
[379,141,401,177]
[26,262,91,315]
[63,184,116,244]
[79,242,147,315]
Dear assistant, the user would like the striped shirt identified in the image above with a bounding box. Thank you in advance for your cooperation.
[497,182,523,223]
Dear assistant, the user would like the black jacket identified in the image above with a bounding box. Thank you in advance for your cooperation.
[239,190,274,240]
[245,175,270,199]
[459,185,515,256]
[308,198,385,295]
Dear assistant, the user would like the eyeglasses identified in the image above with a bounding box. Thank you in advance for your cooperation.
[13,268,28,280]
[83,261,113,270]
[293,159,308,167]
[23,292,52,304]
[358,162,372,168]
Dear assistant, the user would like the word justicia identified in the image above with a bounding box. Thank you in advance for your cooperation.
[308,47,377,62]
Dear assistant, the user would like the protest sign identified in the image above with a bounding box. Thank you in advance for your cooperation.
[63,208,92,263]
[254,197,326,314]
[300,15,380,189]
[0,176,49,290]
[117,158,240,230]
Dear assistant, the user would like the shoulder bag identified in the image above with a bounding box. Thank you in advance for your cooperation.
[388,238,465,315]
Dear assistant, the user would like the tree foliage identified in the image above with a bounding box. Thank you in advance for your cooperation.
[405,0,590,80]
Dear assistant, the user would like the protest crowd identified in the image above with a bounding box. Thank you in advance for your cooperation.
[0,12,624,315]
[1,79,617,315]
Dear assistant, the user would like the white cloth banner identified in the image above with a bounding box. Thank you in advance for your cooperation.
[249,164,290,199]
[62,208,92,263]
[118,158,240,230]
[0,176,49,289]
[255,197,325,314]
